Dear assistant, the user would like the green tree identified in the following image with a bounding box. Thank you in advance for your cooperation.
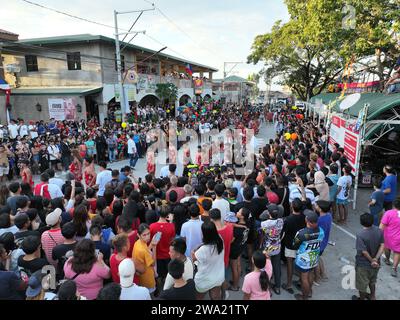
[247,73,261,99]
[155,83,178,107]
[248,0,400,99]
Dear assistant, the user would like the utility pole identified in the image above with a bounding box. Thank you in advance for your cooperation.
[114,6,154,121]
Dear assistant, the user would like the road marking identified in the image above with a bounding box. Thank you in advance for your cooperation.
[332,223,356,239]
[333,223,394,263]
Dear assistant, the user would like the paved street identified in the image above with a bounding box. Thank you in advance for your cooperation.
[31,121,399,300]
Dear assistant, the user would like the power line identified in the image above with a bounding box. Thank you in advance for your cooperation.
[120,11,143,44]
[19,0,192,65]
[20,0,122,31]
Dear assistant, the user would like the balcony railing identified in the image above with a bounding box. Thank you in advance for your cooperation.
[137,73,213,91]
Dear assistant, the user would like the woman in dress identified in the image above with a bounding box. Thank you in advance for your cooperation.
[83,156,96,188]
[69,150,83,183]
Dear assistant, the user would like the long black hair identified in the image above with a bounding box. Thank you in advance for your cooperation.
[201,221,223,255]
[253,250,271,291]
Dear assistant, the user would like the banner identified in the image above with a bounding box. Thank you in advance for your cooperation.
[194,79,204,95]
[48,98,76,120]
[329,114,361,174]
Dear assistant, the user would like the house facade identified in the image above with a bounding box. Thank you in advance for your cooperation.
[0,34,217,124]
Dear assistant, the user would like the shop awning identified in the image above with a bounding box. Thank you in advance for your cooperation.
[10,86,103,96]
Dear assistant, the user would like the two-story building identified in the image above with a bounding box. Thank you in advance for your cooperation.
[0,34,217,124]
[0,29,19,124]
[212,75,255,104]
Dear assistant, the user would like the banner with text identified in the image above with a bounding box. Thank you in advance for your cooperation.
[48,98,76,121]
[329,114,361,174]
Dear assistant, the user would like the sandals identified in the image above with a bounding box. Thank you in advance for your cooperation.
[272,286,281,295]
[282,283,294,294]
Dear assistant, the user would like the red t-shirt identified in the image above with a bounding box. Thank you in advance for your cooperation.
[127,231,138,258]
[266,191,280,204]
[110,254,139,285]
[218,224,234,267]
[150,222,176,260]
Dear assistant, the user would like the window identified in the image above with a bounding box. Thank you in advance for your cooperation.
[25,55,38,72]
[115,54,125,72]
[67,52,81,70]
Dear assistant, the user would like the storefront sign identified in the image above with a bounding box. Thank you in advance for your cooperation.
[48,98,76,120]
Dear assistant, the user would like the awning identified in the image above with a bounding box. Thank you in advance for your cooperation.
[10,86,103,96]
[0,78,10,90]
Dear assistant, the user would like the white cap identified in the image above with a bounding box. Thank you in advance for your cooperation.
[45,208,62,227]
[119,258,135,288]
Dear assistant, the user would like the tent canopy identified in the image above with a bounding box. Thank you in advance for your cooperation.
[310,92,400,121]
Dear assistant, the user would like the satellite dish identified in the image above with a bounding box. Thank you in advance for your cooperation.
[340,93,361,111]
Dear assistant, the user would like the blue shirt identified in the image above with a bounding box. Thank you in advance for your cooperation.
[318,214,332,253]
[370,190,384,216]
[328,174,339,202]
[293,227,325,270]
[119,172,128,183]
[133,135,140,143]
[382,175,397,202]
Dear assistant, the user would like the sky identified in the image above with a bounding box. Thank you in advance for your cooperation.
[2,0,290,90]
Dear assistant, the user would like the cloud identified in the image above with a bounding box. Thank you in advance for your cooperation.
[3,0,289,89]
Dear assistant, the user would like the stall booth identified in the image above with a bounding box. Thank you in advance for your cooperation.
[310,92,400,209]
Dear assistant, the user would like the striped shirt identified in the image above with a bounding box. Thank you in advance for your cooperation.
[288,184,316,205]
[41,229,65,267]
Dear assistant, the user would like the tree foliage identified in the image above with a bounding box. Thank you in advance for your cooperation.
[248,0,400,100]
[155,83,178,106]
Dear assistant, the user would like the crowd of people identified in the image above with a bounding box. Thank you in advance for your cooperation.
[0,100,398,301]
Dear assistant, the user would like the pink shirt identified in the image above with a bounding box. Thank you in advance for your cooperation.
[41,229,65,267]
[166,187,186,203]
[242,259,273,300]
[64,258,111,300]
[381,209,400,252]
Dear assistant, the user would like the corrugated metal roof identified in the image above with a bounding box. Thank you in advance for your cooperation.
[0,29,19,36]
[213,75,254,84]
[311,92,400,121]
[10,86,103,96]
[18,34,218,72]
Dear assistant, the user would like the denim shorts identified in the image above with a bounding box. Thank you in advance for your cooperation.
[336,198,349,205]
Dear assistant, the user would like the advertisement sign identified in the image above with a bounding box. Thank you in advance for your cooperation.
[329,114,361,174]
[48,98,76,120]
[114,85,137,103]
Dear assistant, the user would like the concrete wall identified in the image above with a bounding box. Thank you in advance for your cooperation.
[3,43,104,87]
[0,95,6,124]
[100,43,136,85]
[9,95,87,122]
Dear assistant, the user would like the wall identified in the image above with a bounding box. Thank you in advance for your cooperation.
[9,95,87,122]
[0,95,6,124]
[3,42,103,87]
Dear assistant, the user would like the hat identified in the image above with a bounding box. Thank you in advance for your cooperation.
[259,210,270,221]
[45,208,62,227]
[304,209,319,224]
[26,274,42,298]
[224,212,238,223]
[119,258,135,288]
[266,204,284,218]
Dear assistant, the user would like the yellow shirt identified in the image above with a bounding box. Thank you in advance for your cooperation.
[132,239,155,289]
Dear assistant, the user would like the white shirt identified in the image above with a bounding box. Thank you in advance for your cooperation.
[19,125,29,137]
[120,284,151,300]
[47,145,60,161]
[47,183,64,199]
[8,124,19,139]
[288,183,316,205]
[180,195,198,204]
[29,125,38,139]
[49,178,64,190]
[211,198,230,222]
[194,244,225,293]
[180,218,204,257]
[127,138,137,155]
[96,170,112,196]
[337,175,352,200]
[160,165,170,178]
[164,258,194,290]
